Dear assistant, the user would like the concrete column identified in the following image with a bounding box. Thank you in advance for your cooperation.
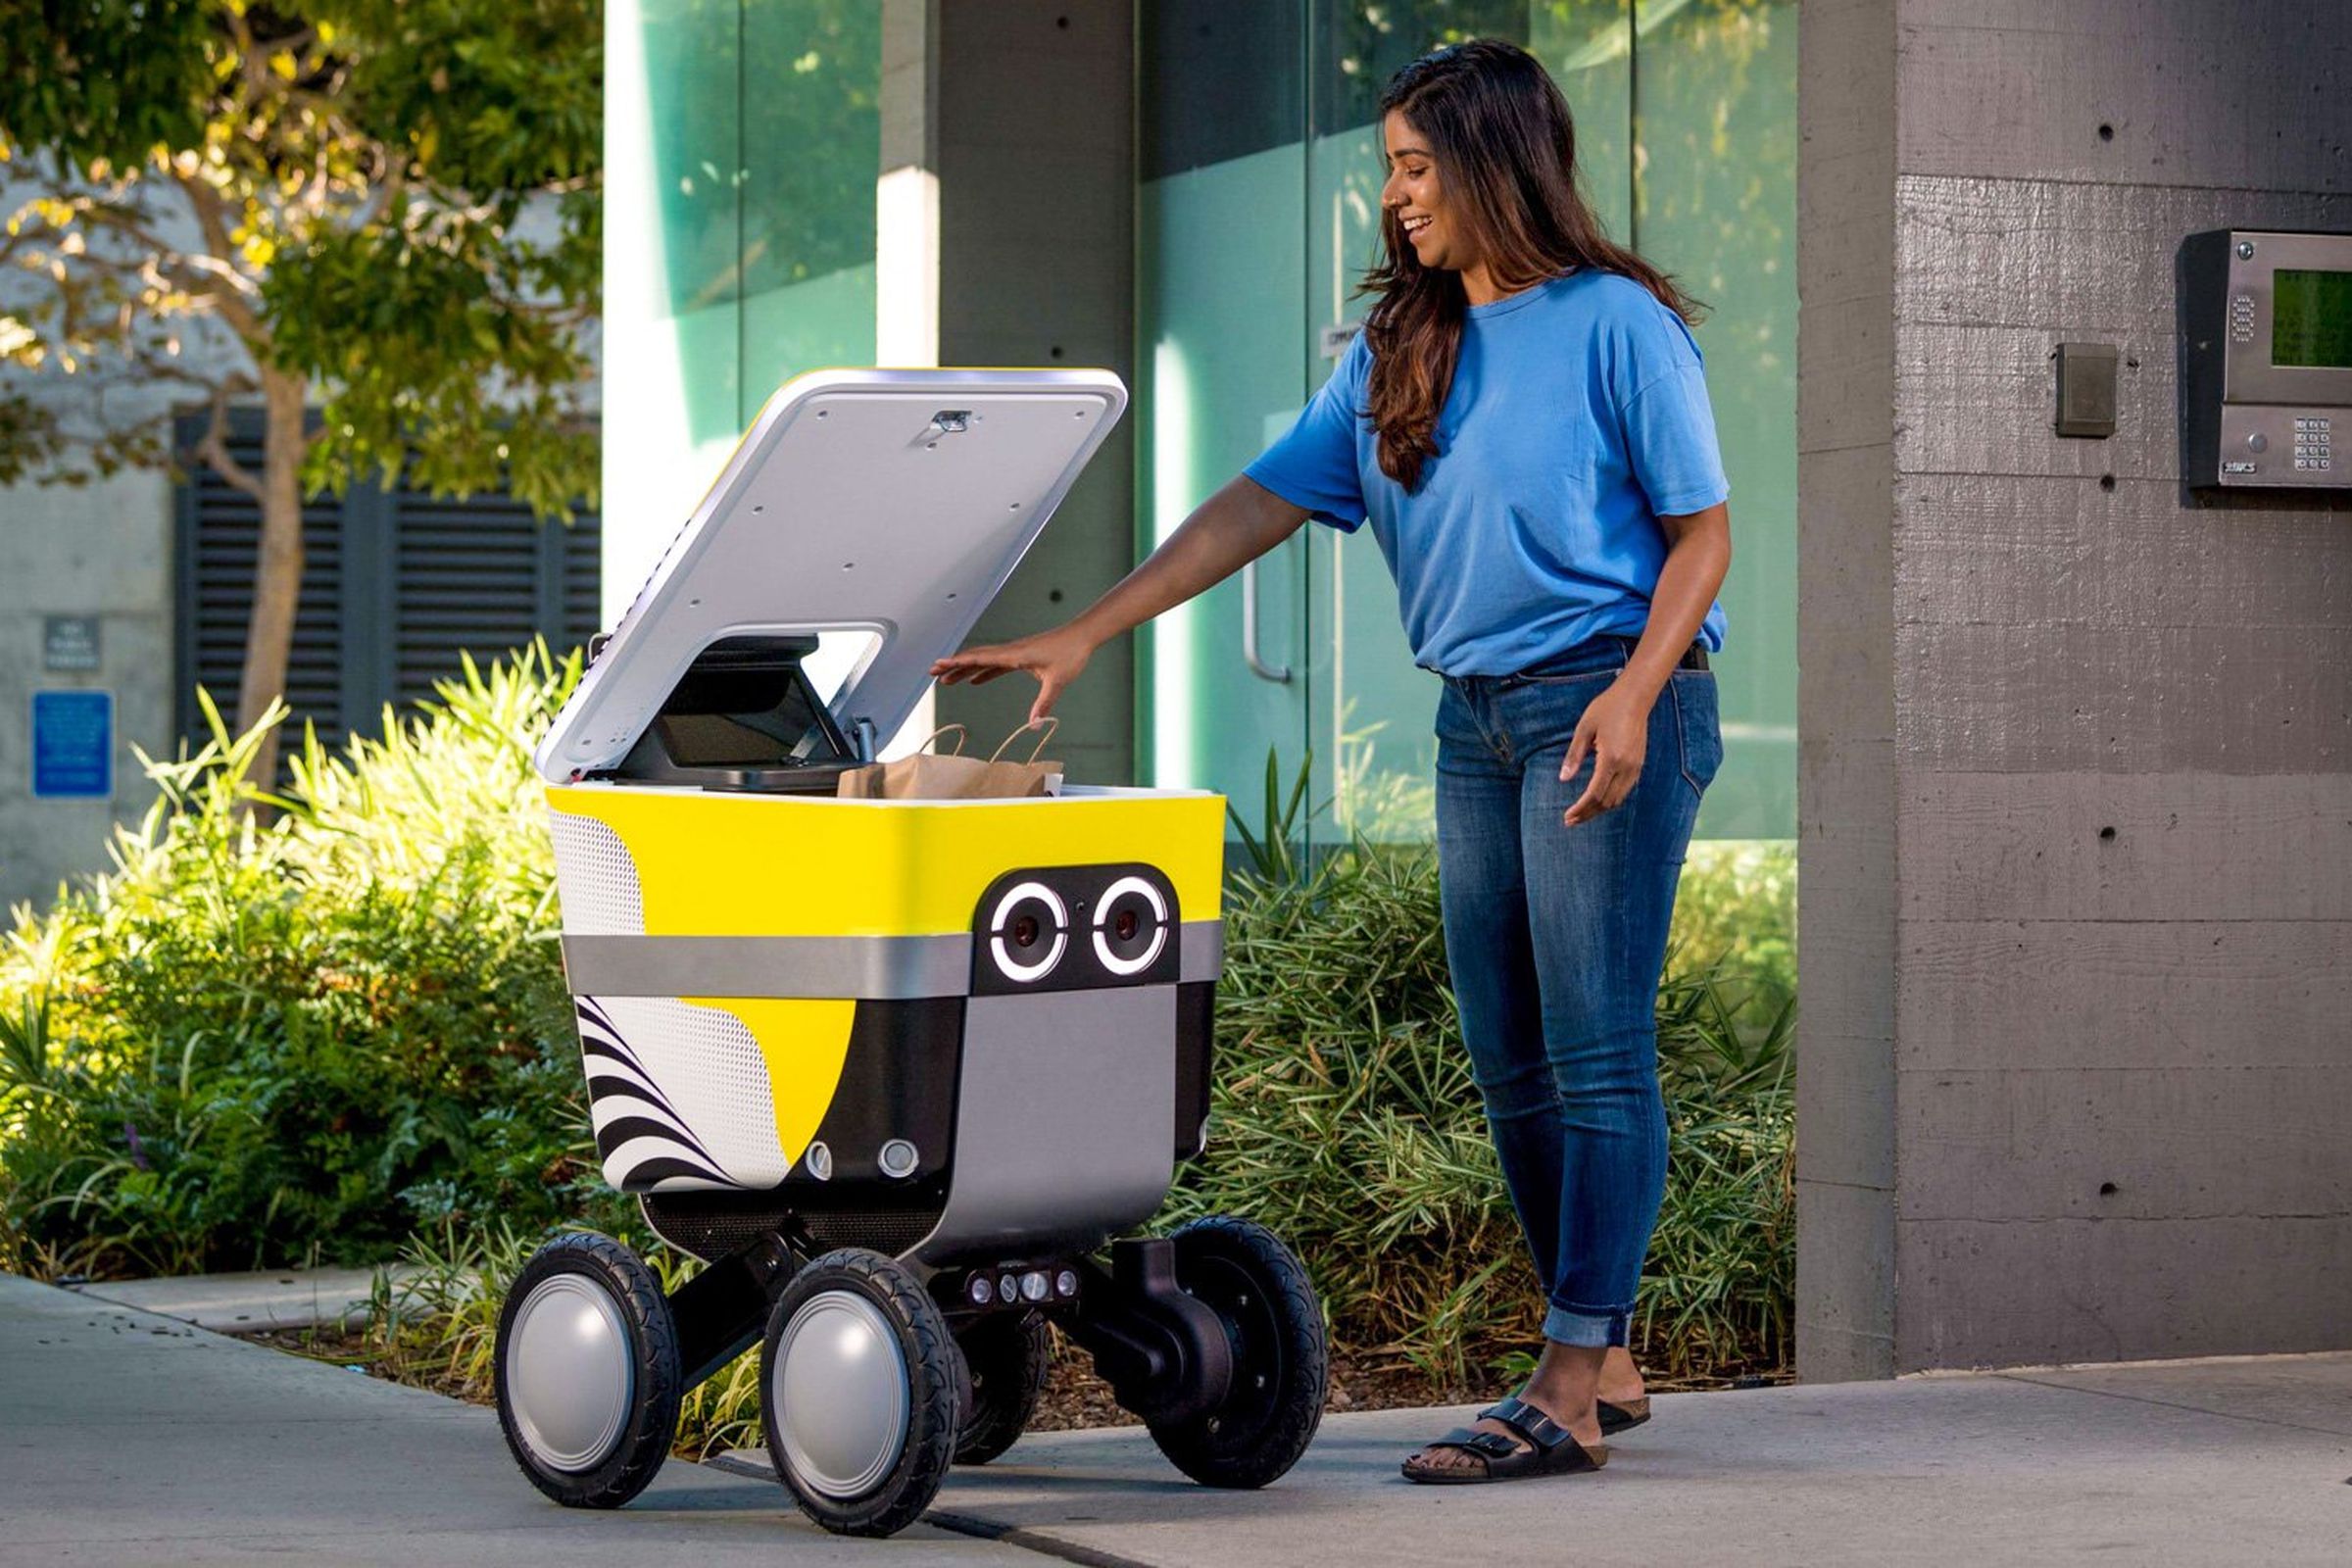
[1798,0,2352,1378]
[882,0,1136,782]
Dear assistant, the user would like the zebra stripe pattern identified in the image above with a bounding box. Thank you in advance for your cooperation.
[574,998,733,1190]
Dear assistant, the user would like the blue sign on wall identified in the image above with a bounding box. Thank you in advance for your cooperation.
[31,691,114,800]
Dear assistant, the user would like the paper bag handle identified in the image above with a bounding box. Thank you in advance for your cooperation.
[987,716,1058,765]
[913,724,968,758]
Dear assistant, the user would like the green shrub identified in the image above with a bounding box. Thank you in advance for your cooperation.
[5,684,1794,1401]
[0,647,595,1278]
[1178,784,1794,1386]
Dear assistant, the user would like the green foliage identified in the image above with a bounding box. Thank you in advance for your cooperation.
[8,704,1793,1412]
[1174,754,1795,1385]
[0,647,593,1279]
[0,0,214,168]
[1167,842,1793,1385]
[0,0,602,515]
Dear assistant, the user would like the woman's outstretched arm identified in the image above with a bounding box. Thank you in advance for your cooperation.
[929,474,1311,725]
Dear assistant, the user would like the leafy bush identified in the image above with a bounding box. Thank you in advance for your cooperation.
[1165,833,1792,1387]
[0,647,595,1278]
[5,684,1793,1409]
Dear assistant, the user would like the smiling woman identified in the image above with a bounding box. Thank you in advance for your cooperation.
[936,35,1734,1488]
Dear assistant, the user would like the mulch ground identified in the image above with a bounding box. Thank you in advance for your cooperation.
[255,1320,1790,1435]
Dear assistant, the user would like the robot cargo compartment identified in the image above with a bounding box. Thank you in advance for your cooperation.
[545,780,1226,1200]
[544,781,1225,945]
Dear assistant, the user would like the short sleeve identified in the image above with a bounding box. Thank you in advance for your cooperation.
[1244,333,1370,532]
[1615,301,1731,517]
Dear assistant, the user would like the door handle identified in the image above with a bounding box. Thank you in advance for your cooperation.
[1242,556,1293,684]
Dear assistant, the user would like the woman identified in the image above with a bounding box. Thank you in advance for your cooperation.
[931,38,1730,1486]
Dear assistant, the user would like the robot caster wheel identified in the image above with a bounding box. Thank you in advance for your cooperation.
[762,1248,959,1538]
[1147,1215,1328,1489]
[494,1232,682,1509]
[954,1309,1051,1466]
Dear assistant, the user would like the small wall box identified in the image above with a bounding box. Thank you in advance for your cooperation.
[2180,228,2352,491]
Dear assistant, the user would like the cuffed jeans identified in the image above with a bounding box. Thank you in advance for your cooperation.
[1434,635,1722,1348]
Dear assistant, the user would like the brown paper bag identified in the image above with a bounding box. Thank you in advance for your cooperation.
[838,719,1062,801]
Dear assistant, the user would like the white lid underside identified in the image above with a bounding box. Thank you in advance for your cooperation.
[536,368,1126,783]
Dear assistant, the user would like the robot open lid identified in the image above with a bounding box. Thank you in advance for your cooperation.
[497,369,1327,1539]
[537,367,1128,790]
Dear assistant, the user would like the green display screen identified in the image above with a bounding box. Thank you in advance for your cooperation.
[2273,269,2352,368]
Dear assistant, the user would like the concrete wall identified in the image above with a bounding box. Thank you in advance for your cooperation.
[1798,0,2352,1378]
[0,470,175,911]
[898,0,1137,782]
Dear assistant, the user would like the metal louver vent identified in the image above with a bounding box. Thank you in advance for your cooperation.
[174,409,601,754]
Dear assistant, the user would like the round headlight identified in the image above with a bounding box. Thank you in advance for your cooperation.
[967,1273,995,1306]
[989,880,1069,984]
[1091,875,1169,977]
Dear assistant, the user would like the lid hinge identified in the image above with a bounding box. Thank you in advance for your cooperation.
[852,715,879,761]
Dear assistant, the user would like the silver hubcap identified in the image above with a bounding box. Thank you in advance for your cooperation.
[771,1289,910,1500]
[507,1274,634,1473]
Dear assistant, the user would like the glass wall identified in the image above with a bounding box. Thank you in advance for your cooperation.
[603,0,880,616]
[1139,0,1796,840]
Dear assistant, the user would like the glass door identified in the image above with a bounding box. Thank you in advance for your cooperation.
[1137,7,1314,818]
[1138,1,1794,843]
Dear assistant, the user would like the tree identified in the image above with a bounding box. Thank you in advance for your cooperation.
[1,0,601,784]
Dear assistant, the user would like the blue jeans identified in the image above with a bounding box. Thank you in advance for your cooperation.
[1433,636,1722,1348]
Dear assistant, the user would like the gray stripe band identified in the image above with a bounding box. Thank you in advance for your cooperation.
[1179,919,1223,983]
[564,921,1224,999]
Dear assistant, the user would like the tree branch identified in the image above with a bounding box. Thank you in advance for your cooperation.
[194,380,267,505]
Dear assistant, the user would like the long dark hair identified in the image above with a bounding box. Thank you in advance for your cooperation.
[1363,39,1700,490]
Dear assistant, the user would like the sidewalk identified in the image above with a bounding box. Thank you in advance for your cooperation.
[6,1270,2349,1566]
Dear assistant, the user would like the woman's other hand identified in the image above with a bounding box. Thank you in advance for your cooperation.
[930,625,1095,727]
[1559,679,1652,826]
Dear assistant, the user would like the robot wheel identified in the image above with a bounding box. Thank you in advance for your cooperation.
[954,1308,1052,1466]
[493,1232,683,1509]
[761,1248,959,1538]
[1145,1215,1329,1490]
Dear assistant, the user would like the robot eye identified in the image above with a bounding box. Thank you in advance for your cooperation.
[988,881,1068,983]
[1091,875,1169,978]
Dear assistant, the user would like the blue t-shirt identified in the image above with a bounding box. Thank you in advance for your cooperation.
[1244,270,1730,676]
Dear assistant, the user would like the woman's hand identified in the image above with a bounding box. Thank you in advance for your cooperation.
[1559,678,1654,826]
[930,625,1095,727]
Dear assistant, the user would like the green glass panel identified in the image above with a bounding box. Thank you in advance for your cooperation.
[1136,145,1311,799]
[1312,0,1530,136]
[1531,0,1634,234]
[630,0,744,447]
[1134,0,1793,840]
[739,0,881,416]
[1634,0,1797,838]
[1303,1,1637,842]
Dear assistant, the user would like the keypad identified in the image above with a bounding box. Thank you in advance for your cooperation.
[2293,414,2332,472]
[2230,293,2257,344]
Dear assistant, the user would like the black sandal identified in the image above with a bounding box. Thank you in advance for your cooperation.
[1400,1395,1608,1485]
[1599,1396,1650,1435]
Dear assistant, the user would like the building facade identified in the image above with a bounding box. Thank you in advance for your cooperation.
[602,0,1799,837]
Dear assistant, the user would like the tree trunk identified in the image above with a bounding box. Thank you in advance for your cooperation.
[234,368,310,790]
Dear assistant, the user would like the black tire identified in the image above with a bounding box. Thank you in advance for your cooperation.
[1146,1215,1327,1490]
[762,1249,958,1538]
[954,1310,1051,1465]
[493,1232,681,1509]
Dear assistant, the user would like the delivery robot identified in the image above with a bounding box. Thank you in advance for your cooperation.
[492,368,1327,1538]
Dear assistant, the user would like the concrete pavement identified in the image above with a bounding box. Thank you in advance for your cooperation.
[0,1273,1022,1566]
[67,1265,407,1334]
[7,1270,2351,1565]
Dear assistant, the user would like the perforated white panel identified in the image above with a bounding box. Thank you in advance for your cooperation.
[588,996,789,1192]
[547,811,646,935]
